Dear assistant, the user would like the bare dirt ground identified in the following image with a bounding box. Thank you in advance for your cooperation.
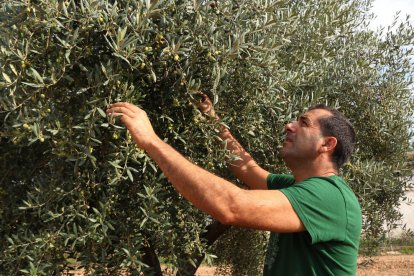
[356,254,414,276]
[66,254,414,275]
[192,254,414,276]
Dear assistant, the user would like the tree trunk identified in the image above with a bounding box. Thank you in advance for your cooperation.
[142,240,163,276]
[176,220,231,276]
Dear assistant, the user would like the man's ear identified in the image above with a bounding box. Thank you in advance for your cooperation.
[320,136,337,153]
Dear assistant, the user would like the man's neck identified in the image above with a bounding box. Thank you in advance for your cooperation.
[289,161,338,183]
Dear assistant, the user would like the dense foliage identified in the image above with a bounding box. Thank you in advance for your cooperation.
[1,0,413,274]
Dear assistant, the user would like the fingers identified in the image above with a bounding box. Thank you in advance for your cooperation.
[106,102,139,118]
[200,93,210,104]
[191,92,213,114]
[196,92,212,104]
[108,102,142,114]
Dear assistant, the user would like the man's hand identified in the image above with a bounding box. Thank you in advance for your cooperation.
[194,93,218,119]
[194,94,269,190]
[106,102,159,150]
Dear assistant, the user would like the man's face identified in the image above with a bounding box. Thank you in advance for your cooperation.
[280,108,332,163]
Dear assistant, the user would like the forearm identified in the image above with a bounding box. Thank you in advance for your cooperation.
[198,98,261,180]
[142,137,303,233]
[217,125,269,189]
[144,137,241,223]
[220,128,259,172]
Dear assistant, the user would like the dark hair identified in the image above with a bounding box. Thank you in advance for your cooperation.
[309,104,356,170]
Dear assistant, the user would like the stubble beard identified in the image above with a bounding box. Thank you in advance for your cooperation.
[280,142,316,170]
[279,145,297,168]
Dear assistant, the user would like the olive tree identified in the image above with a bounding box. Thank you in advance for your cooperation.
[1,0,413,274]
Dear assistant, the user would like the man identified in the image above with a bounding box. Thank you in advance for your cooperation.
[106,96,362,275]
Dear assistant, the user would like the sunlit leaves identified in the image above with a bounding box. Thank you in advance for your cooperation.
[1,0,414,274]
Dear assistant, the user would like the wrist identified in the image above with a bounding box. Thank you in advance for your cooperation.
[217,123,231,138]
[204,108,219,120]
[142,135,164,152]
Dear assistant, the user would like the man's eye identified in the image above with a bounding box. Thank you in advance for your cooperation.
[300,119,308,126]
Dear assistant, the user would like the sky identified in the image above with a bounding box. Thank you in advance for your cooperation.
[369,0,414,30]
[369,0,414,128]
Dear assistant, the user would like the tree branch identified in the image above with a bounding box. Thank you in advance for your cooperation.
[142,240,162,276]
[176,220,231,276]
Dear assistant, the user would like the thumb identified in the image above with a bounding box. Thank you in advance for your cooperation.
[193,92,213,113]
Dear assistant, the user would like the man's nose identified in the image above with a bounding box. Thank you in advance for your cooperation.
[285,121,297,132]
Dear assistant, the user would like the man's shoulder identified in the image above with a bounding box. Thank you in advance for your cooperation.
[299,176,362,224]
[299,175,351,191]
[299,176,359,202]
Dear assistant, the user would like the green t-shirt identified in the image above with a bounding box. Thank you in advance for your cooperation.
[264,174,362,276]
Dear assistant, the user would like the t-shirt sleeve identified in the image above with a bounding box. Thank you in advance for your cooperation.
[279,178,347,244]
[267,174,295,190]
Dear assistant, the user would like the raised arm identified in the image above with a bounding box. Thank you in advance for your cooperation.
[196,94,269,190]
[106,102,304,232]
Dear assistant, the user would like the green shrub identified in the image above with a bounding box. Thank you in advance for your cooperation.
[1,0,413,274]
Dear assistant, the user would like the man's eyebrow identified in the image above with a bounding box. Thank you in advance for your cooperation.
[298,115,311,124]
